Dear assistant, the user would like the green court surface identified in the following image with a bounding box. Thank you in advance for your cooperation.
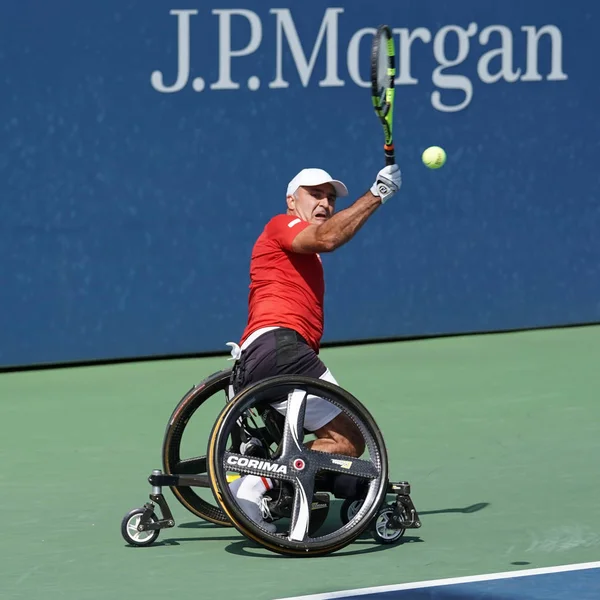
[1,326,599,600]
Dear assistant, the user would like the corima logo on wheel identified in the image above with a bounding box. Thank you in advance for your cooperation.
[227,455,288,474]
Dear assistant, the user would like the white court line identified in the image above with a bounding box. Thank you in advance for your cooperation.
[274,561,600,600]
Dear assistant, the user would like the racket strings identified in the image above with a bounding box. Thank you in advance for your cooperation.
[373,29,394,114]
[377,36,389,100]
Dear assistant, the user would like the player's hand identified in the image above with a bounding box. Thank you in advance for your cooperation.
[370,164,402,204]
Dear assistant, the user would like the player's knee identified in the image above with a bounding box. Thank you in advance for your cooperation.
[342,416,366,457]
[326,414,366,458]
[344,429,366,458]
[335,436,364,458]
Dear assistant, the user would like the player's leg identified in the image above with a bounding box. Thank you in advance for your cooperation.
[307,411,366,457]
[226,328,363,529]
[235,328,364,457]
[298,368,365,457]
[257,335,368,504]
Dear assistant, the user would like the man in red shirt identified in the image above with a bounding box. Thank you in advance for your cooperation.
[228,164,401,531]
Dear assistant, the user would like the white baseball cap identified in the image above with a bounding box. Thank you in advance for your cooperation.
[286,168,349,198]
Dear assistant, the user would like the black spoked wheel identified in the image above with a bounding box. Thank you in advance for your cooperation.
[161,369,233,526]
[208,375,389,557]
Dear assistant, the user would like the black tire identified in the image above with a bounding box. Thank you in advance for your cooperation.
[371,505,405,544]
[208,375,389,557]
[340,498,364,525]
[162,369,232,526]
[121,508,160,547]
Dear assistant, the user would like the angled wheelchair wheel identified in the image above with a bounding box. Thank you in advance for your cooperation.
[208,375,389,557]
[161,369,233,526]
[340,497,364,525]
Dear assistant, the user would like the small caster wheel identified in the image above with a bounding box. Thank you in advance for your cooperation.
[121,508,160,547]
[340,498,364,525]
[371,505,406,544]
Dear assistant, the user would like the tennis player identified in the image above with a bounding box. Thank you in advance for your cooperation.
[227,164,401,531]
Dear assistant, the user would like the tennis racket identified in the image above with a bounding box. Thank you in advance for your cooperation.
[370,25,396,166]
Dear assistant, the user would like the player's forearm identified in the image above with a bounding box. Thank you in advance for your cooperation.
[317,191,381,251]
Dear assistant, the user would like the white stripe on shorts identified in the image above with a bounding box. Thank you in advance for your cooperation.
[270,368,342,432]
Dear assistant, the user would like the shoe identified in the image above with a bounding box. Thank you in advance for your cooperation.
[264,481,295,519]
[240,436,268,458]
[228,475,277,533]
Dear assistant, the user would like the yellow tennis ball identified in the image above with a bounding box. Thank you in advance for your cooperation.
[422,146,446,169]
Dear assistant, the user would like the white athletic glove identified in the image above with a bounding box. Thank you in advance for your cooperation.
[370,164,402,204]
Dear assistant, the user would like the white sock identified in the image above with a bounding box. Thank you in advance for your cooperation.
[229,475,277,533]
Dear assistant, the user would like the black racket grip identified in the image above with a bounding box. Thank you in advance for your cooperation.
[384,145,395,166]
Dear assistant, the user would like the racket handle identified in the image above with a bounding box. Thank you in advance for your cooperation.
[384,144,395,166]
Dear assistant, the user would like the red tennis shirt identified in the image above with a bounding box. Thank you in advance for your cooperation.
[240,214,324,352]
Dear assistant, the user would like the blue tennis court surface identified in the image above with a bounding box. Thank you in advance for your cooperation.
[276,562,600,600]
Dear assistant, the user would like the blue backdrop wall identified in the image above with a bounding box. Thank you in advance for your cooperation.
[1,0,599,368]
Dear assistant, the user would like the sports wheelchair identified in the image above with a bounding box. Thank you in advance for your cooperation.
[121,368,421,557]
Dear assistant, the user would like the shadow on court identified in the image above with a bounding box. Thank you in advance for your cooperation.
[222,536,424,559]
[131,534,244,547]
[420,502,490,516]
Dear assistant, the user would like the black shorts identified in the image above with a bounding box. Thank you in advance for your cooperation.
[231,328,341,431]
[232,328,326,391]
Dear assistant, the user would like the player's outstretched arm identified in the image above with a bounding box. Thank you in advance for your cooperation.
[292,165,401,254]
